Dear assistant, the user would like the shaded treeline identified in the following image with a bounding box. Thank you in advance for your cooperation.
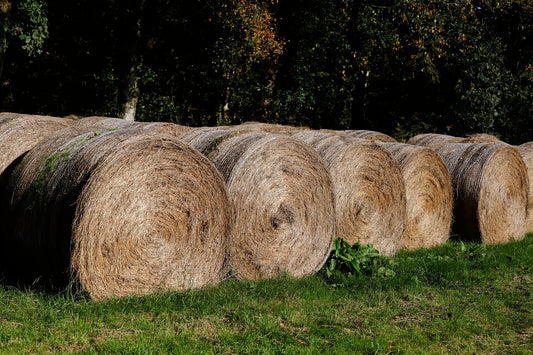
[0,0,532,143]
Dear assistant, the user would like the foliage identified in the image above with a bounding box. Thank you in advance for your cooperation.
[321,238,396,279]
[9,0,49,56]
[0,0,532,142]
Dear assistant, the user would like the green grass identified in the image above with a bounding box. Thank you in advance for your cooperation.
[1,235,532,354]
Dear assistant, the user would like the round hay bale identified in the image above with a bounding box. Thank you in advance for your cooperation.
[516,142,533,233]
[463,133,503,143]
[344,130,396,143]
[2,128,231,299]
[407,133,464,147]
[379,142,453,250]
[291,131,406,255]
[433,142,528,244]
[0,113,74,176]
[182,131,336,279]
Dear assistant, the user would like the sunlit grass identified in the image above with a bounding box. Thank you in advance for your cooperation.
[1,234,532,353]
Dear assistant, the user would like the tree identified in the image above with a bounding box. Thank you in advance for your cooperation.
[0,0,12,84]
[116,0,145,121]
[0,0,48,85]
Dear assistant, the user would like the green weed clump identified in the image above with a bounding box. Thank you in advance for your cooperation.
[321,238,396,280]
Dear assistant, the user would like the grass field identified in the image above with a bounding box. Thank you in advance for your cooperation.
[1,234,532,354]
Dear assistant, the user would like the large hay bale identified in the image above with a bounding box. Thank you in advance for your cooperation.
[516,142,533,233]
[462,133,503,143]
[432,142,528,243]
[379,143,453,250]
[291,131,406,256]
[1,128,231,299]
[344,130,396,143]
[181,131,336,280]
[0,113,74,176]
[407,133,464,146]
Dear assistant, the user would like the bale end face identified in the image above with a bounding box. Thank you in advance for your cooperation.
[70,132,232,300]
[212,134,336,280]
[477,145,528,244]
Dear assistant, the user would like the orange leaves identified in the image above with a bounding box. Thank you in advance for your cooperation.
[232,0,284,63]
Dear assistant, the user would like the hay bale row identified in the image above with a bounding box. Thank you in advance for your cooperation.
[1,114,529,299]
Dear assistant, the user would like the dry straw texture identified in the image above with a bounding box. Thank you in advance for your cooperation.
[379,143,453,250]
[462,133,503,143]
[2,127,231,300]
[407,133,464,147]
[429,143,528,244]
[0,113,73,175]
[516,142,533,233]
[344,130,397,143]
[231,121,302,134]
[181,130,336,280]
[8,116,140,197]
[291,130,406,256]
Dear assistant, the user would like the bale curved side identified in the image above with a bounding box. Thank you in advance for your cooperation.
[344,130,396,143]
[433,143,527,244]
[379,143,453,250]
[10,116,140,199]
[232,121,301,134]
[516,142,533,233]
[463,133,503,143]
[0,113,74,174]
[292,131,406,256]
[178,126,237,156]
[186,131,336,280]
[140,121,192,136]
[407,133,463,147]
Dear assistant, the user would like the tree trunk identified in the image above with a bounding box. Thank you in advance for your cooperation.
[0,0,12,85]
[116,0,144,121]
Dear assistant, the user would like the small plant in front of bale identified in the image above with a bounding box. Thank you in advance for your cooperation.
[321,238,396,280]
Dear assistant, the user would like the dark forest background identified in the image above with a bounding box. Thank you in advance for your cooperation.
[1,0,532,143]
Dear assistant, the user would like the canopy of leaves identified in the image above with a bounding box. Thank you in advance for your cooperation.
[1,0,532,143]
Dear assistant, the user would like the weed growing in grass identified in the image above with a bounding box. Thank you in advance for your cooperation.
[321,238,396,281]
